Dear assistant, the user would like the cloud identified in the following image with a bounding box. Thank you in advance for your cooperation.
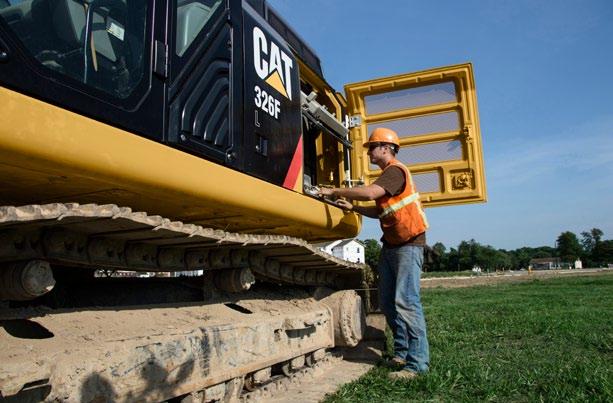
[486,115,613,187]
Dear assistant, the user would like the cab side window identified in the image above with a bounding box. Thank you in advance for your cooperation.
[0,0,148,99]
[175,0,222,57]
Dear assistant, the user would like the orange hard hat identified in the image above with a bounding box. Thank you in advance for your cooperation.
[363,127,400,147]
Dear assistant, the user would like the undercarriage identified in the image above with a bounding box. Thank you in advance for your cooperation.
[0,204,367,402]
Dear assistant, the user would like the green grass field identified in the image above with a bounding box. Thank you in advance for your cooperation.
[325,274,613,402]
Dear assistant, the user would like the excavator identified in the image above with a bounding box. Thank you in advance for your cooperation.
[0,0,486,401]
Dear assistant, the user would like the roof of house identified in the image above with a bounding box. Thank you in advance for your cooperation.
[315,238,365,250]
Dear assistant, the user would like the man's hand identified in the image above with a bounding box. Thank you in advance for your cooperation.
[316,187,352,210]
[334,199,353,211]
[318,187,335,198]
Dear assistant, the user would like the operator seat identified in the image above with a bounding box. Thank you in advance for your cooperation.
[43,0,136,97]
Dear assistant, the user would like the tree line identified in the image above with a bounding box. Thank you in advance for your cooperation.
[362,228,612,272]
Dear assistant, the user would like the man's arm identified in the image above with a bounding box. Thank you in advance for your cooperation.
[318,185,384,218]
[350,203,380,219]
[319,184,386,201]
[329,198,380,218]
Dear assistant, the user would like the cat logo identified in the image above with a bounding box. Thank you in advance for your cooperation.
[253,26,294,100]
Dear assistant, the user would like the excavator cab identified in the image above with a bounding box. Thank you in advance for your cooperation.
[0,0,149,98]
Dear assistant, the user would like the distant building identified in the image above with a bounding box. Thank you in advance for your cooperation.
[574,259,583,269]
[172,270,204,277]
[317,239,365,264]
[528,257,562,270]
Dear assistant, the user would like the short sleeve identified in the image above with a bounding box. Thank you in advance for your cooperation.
[373,166,405,196]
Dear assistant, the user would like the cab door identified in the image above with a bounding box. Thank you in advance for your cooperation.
[345,63,486,207]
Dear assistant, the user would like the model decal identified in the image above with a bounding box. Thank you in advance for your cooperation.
[253,26,293,101]
[254,85,281,119]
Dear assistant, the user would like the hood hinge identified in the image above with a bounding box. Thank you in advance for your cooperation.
[348,115,362,128]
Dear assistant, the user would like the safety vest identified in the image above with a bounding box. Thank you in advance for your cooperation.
[376,159,429,245]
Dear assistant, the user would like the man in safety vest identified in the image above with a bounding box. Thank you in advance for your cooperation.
[318,127,429,380]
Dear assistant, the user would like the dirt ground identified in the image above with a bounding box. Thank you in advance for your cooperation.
[421,268,612,289]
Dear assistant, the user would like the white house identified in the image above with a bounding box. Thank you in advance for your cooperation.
[317,239,365,264]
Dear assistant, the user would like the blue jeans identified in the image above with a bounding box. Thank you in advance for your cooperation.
[378,244,429,373]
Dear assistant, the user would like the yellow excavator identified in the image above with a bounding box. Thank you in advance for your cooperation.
[0,0,485,401]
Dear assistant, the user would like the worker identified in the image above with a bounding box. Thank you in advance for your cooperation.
[318,127,429,380]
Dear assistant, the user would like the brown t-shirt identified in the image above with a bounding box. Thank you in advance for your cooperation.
[373,165,405,197]
[373,165,426,246]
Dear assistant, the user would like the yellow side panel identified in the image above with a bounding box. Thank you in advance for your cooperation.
[0,87,360,241]
[345,63,486,207]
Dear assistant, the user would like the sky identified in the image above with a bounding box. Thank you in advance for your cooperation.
[268,0,613,250]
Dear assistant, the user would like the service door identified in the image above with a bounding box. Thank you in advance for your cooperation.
[345,63,486,207]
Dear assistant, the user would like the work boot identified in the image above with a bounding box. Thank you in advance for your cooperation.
[388,369,419,381]
[380,356,406,369]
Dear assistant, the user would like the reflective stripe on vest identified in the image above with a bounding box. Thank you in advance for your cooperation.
[379,191,421,218]
[417,201,430,228]
[376,160,429,244]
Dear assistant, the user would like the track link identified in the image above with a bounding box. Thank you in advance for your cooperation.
[0,203,365,288]
[240,353,342,402]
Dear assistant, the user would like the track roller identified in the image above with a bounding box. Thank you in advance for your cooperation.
[0,260,55,301]
[214,267,256,293]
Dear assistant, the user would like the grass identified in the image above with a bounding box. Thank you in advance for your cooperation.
[324,274,613,402]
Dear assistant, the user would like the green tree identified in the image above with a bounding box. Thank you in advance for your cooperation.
[556,231,582,263]
[533,247,555,259]
[581,228,604,266]
[511,247,532,270]
[447,247,459,271]
[593,240,613,266]
[362,239,381,270]
[457,240,473,271]
[472,244,510,271]
[431,242,447,271]
[432,242,446,257]
[457,239,494,271]
[592,228,604,243]
[581,228,603,252]
[495,249,512,270]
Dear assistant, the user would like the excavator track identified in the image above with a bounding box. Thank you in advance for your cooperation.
[0,204,368,402]
[0,203,365,290]
[240,352,342,402]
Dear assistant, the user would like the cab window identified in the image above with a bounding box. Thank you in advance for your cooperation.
[175,0,223,57]
[0,0,148,99]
